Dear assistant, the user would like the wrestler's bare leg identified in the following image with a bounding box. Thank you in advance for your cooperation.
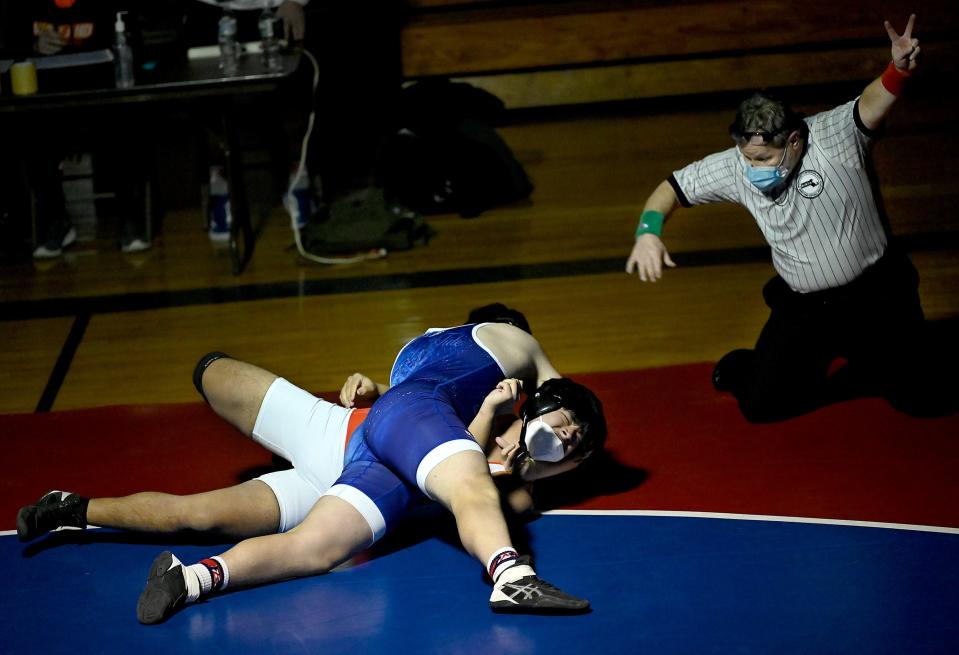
[136,494,371,624]
[425,449,590,613]
[87,480,279,539]
[424,449,512,566]
[200,357,277,437]
[18,356,282,543]
[218,495,371,587]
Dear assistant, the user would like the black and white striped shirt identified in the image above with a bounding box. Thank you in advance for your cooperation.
[671,99,889,293]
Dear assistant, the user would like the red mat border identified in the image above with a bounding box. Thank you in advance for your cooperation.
[3,365,958,530]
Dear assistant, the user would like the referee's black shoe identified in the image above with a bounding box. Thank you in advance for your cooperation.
[712,349,754,392]
[16,490,88,542]
[489,556,590,614]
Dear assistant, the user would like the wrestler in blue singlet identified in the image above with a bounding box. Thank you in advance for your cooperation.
[389,323,507,418]
[331,324,508,541]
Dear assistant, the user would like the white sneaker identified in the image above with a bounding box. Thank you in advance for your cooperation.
[33,225,77,259]
[121,236,152,253]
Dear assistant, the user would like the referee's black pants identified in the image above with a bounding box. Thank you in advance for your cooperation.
[720,247,956,423]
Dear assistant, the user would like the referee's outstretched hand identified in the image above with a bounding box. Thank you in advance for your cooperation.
[626,234,676,282]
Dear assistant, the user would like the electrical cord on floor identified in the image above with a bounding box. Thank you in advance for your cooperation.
[285,48,387,265]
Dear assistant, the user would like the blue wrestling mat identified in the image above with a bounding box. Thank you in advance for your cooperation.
[3,512,958,655]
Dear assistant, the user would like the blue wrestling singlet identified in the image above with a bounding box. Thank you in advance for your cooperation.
[333,324,509,539]
[389,324,508,420]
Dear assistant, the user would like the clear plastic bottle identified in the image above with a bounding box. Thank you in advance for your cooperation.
[208,166,232,242]
[258,8,281,71]
[113,11,134,88]
[217,10,239,75]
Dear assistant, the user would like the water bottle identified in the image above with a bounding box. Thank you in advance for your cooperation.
[217,10,239,75]
[113,12,134,88]
[258,8,281,71]
[208,166,232,242]
[284,164,315,229]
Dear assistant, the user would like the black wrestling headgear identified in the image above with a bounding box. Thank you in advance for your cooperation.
[467,303,532,335]
[515,378,607,464]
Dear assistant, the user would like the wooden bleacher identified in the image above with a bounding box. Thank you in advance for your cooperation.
[400,0,959,108]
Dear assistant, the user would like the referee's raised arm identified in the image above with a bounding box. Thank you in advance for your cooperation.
[859,14,920,130]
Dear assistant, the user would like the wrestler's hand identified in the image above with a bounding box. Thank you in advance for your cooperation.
[496,434,532,478]
[626,234,676,282]
[340,372,380,407]
[482,378,523,415]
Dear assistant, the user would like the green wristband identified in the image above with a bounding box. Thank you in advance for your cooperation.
[635,210,665,237]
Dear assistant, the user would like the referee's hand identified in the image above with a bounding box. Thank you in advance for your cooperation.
[885,14,919,72]
[626,234,676,282]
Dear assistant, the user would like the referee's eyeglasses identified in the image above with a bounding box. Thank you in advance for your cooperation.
[729,124,793,146]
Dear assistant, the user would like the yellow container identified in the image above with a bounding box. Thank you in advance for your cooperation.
[11,61,39,96]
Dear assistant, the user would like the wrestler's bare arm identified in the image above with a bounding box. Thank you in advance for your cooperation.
[467,378,522,449]
[494,475,535,516]
[475,323,562,387]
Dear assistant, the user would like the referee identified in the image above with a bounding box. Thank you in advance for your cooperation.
[626,14,953,422]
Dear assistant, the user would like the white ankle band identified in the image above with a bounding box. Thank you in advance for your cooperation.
[494,564,535,588]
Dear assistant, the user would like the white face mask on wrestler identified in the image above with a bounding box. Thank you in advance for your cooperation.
[524,418,566,462]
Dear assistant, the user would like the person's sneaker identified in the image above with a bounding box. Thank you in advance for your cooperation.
[32,222,76,259]
[120,220,152,253]
[489,556,590,614]
[137,551,188,625]
[16,490,87,542]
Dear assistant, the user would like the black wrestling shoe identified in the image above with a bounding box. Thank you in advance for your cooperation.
[489,556,590,614]
[16,490,88,543]
[137,551,188,625]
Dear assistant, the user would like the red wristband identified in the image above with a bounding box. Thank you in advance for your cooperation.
[881,61,911,96]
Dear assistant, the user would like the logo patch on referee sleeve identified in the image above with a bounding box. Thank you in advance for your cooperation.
[797,170,824,198]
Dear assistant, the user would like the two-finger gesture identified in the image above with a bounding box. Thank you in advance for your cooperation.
[885,14,920,72]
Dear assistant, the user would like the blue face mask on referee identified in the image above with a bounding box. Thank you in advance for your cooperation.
[742,146,790,192]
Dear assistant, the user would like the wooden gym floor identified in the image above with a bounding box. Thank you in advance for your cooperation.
[0,83,956,414]
[2,74,959,655]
